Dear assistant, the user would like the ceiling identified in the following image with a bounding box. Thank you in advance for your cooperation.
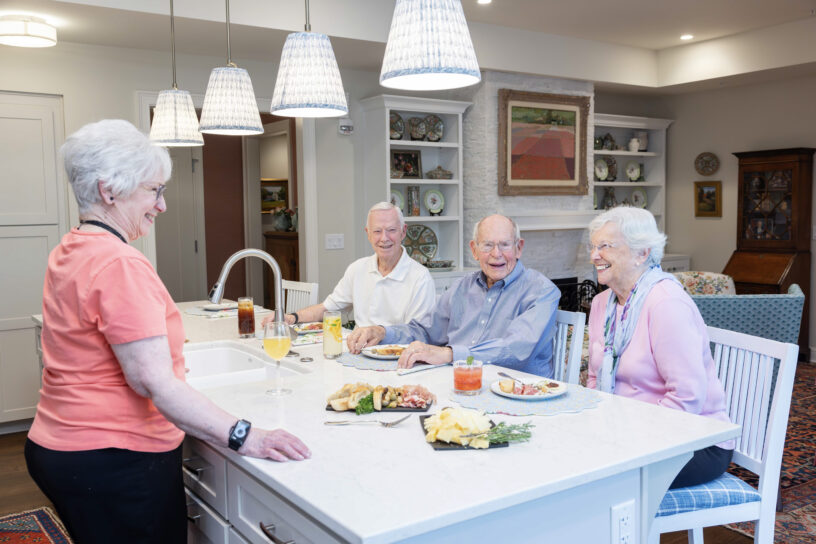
[2,0,816,87]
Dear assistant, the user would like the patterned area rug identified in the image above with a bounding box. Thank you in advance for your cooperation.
[726,363,816,543]
[0,507,73,543]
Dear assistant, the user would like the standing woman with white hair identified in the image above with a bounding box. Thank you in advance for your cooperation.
[586,206,734,488]
[25,120,310,544]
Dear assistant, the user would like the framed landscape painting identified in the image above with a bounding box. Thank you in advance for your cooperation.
[694,180,722,217]
[498,89,589,196]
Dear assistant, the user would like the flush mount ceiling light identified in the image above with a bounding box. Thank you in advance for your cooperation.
[477,0,492,4]
[380,0,481,91]
[0,14,57,47]
[199,0,263,136]
[269,0,348,118]
[150,0,204,147]
[680,34,694,41]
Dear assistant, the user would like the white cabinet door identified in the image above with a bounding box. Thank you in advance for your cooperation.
[0,92,66,423]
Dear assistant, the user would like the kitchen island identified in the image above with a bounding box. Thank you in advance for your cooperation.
[178,301,739,544]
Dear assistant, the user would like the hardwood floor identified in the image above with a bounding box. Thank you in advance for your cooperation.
[0,432,752,542]
[0,432,51,516]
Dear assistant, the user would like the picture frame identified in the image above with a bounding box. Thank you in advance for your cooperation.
[498,89,589,196]
[694,180,722,218]
[261,179,288,211]
[391,150,422,179]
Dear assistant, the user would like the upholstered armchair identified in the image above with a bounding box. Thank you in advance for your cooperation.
[673,271,737,295]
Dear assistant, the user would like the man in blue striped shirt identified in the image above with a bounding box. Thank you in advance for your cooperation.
[347,214,560,377]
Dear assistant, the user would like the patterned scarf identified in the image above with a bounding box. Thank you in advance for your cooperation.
[598,265,680,393]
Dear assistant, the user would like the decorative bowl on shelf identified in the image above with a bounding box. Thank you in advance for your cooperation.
[390,168,405,179]
[425,166,453,180]
[424,259,453,269]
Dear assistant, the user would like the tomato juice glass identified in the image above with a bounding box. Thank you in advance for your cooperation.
[453,359,483,395]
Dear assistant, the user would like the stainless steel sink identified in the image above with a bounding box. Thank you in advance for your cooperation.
[183,340,306,389]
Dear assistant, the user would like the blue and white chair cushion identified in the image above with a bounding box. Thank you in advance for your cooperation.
[656,473,760,517]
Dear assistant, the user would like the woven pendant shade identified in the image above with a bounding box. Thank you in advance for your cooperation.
[200,66,263,135]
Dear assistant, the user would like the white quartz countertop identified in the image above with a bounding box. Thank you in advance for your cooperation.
[178,301,740,544]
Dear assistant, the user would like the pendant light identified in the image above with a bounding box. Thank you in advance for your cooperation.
[0,15,57,48]
[380,0,481,91]
[199,0,263,135]
[269,0,348,118]
[150,0,204,147]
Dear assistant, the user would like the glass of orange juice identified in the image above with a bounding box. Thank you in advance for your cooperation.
[453,358,483,395]
[264,320,292,397]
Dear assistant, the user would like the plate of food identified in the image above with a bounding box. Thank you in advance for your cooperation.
[361,344,407,359]
[421,407,533,450]
[293,322,323,334]
[490,379,568,401]
[326,383,435,412]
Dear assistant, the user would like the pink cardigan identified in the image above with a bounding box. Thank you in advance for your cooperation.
[588,280,734,449]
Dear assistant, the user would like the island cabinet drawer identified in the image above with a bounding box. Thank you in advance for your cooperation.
[186,488,230,544]
[227,464,344,544]
[183,438,228,518]
[229,528,249,544]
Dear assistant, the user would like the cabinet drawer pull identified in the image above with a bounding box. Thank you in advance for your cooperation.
[182,456,209,478]
[259,522,295,544]
[186,514,201,524]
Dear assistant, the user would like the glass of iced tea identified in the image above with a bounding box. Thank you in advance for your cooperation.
[453,358,483,395]
[237,297,255,338]
[264,320,292,397]
[323,311,342,359]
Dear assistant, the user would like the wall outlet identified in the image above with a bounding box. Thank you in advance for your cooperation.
[325,233,344,250]
[611,499,636,544]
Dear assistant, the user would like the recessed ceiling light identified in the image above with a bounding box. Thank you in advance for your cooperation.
[0,14,57,47]
[680,34,694,41]
[478,0,492,4]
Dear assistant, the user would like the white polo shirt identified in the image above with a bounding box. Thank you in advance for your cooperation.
[323,247,436,327]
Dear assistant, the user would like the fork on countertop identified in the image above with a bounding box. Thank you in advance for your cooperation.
[324,414,411,428]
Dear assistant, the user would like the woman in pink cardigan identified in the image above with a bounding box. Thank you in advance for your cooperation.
[586,207,734,488]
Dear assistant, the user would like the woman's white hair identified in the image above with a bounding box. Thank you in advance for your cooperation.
[61,119,171,214]
[588,206,666,266]
[367,201,405,228]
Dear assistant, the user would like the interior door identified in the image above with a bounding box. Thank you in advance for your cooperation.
[156,147,208,302]
[0,91,66,423]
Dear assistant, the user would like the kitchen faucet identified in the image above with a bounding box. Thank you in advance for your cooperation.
[208,248,283,322]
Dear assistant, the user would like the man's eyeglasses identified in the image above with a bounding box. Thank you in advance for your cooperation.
[144,184,167,202]
[587,241,618,254]
[476,240,517,253]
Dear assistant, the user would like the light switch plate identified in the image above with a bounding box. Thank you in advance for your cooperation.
[325,233,344,250]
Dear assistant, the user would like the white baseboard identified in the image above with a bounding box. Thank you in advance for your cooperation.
[0,418,32,435]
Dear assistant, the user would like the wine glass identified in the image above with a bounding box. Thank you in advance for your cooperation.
[264,320,292,397]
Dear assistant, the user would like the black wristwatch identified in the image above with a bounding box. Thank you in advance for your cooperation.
[228,419,251,451]
[291,312,299,324]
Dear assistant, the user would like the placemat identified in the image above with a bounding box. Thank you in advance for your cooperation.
[450,384,602,416]
[336,352,398,371]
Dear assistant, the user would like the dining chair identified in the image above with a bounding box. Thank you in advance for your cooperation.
[282,280,319,314]
[552,309,586,384]
[648,326,799,544]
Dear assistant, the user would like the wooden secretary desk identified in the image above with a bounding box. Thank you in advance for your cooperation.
[722,148,814,358]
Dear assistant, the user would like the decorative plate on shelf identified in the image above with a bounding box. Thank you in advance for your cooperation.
[390,189,405,212]
[403,224,438,264]
[409,117,427,140]
[694,152,720,176]
[424,114,444,142]
[625,161,641,182]
[389,112,404,140]
[630,188,647,208]
[594,158,609,181]
[423,189,445,215]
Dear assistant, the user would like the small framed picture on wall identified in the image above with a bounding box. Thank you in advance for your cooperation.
[694,180,722,218]
[390,150,422,179]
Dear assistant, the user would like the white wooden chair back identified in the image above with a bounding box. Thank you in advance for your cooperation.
[650,326,798,544]
[552,310,585,384]
[282,280,319,314]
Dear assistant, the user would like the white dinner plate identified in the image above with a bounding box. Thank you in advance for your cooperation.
[293,322,323,335]
[489,379,568,401]
[361,344,408,360]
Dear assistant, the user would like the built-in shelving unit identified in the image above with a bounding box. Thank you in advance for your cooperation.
[360,95,471,271]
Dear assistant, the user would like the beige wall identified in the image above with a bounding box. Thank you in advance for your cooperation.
[598,74,816,358]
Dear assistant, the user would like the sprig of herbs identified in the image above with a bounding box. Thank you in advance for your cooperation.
[355,393,375,415]
[466,355,474,365]
[464,421,535,444]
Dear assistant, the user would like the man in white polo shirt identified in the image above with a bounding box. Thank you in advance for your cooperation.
[280,202,435,327]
